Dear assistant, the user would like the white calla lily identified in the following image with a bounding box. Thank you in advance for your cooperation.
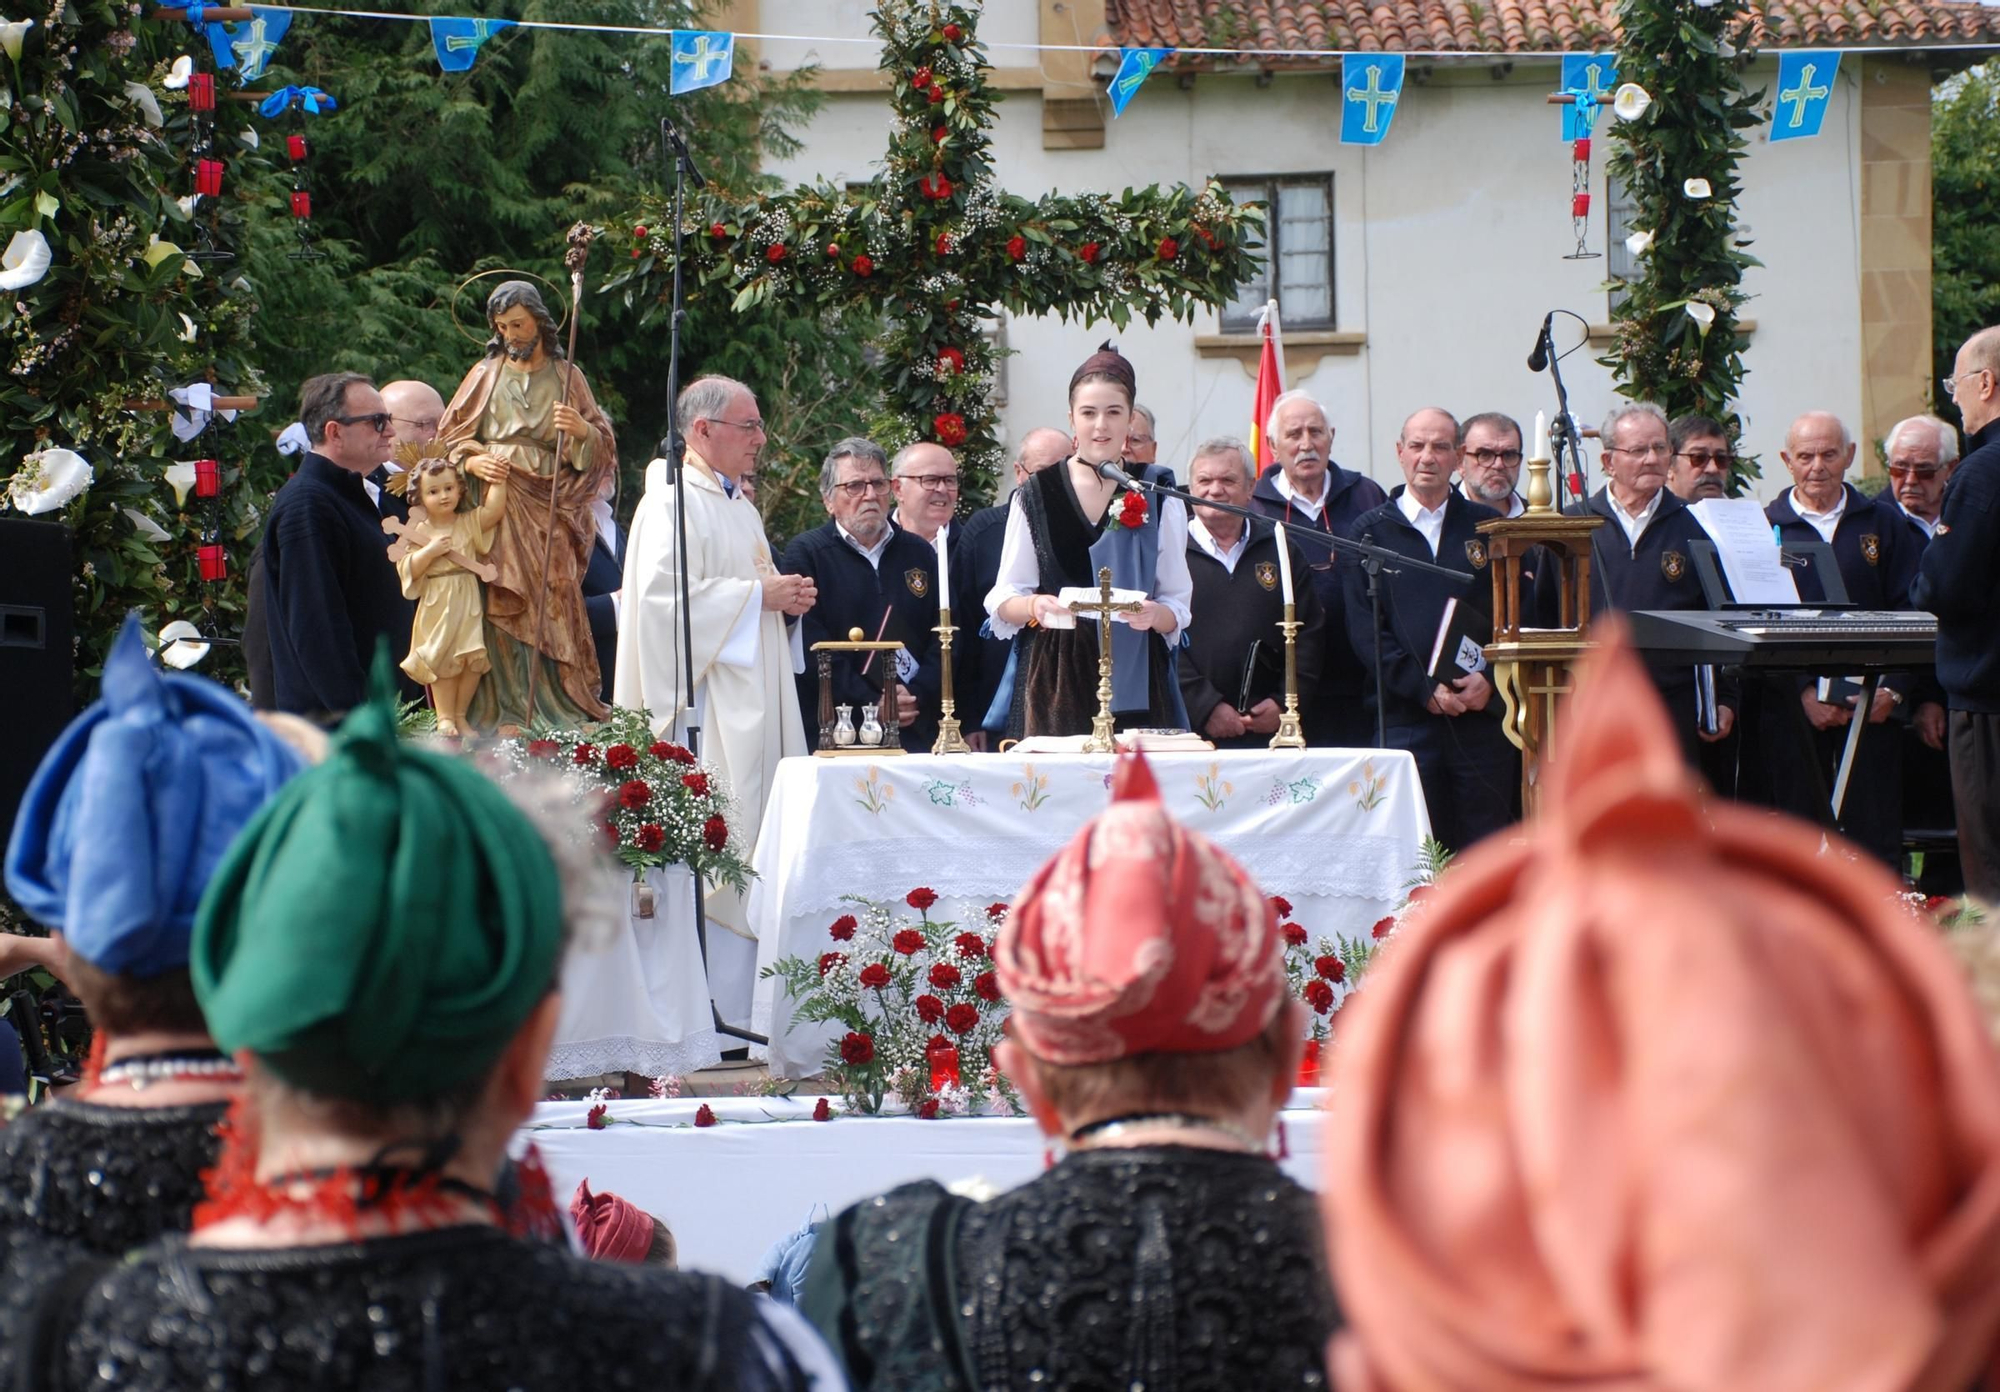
[1686,301,1717,333]
[237,128,259,150]
[141,236,182,269]
[164,461,198,506]
[164,55,193,89]
[1683,177,1713,199]
[174,194,199,220]
[1625,229,1654,257]
[158,620,211,669]
[0,19,33,61]
[177,312,198,342]
[0,228,51,290]
[7,447,92,515]
[122,81,164,127]
[122,507,170,542]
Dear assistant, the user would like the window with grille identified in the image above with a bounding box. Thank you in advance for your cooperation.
[1219,174,1335,330]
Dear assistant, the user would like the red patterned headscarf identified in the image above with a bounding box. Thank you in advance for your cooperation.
[1324,628,2000,1392]
[997,753,1283,1064]
[569,1180,654,1264]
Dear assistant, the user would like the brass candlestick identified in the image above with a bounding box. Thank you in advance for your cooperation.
[1524,450,1555,514]
[1269,605,1307,749]
[931,606,972,755]
[1071,566,1141,754]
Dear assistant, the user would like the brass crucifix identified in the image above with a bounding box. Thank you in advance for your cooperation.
[1069,566,1142,754]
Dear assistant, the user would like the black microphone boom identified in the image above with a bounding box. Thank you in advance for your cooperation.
[1525,313,1553,373]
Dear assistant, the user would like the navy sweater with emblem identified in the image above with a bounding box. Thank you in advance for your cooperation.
[1766,482,1924,695]
[1912,419,2000,712]
[1250,462,1389,699]
[781,521,942,751]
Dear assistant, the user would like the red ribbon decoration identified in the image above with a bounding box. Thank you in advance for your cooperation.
[193,458,220,498]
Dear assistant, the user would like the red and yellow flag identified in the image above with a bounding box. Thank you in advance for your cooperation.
[1249,300,1284,471]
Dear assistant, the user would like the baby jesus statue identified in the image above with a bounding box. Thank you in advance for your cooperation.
[386,457,505,737]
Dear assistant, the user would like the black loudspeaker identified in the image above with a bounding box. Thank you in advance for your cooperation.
[0,519,75,855]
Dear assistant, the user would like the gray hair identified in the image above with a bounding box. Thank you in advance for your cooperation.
[483,280,564,362]
[299,371,374,445]
[676,375,751,438]
[1265,388,1328,444]
[1600,401,1670,448]
[1462,411,1522,448]
[1131,403,1156,433]
[1885,414,1961,468]
[819,436,888,499]
[1190,436,1254,483]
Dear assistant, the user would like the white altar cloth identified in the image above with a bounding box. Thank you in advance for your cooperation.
[746,749,1429,1075]
[517,1092,1331,1284]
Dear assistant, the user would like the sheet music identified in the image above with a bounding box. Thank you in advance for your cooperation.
[1691,498,1799,604]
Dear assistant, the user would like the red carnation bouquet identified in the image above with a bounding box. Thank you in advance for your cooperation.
[1106,489,1150,531]
[484,706,753,893]
[768,893,1016,1117]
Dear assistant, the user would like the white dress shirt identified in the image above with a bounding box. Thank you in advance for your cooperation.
[1396,490,1449,557]
[1791,487,1847,544]
[986,490,1195,639]
[1189,517,1249,574]
[1901,501,1938,539]
[1272,470,1329,524]
[1606,487,1665,551]
[837,521,892,571]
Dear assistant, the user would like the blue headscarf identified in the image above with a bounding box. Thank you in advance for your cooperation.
[4,614,304,977]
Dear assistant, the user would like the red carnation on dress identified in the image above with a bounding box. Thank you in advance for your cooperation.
[974,971,1001,1003]
[1078,241,1100,264]
[907,887,940,911]
[1304,978,1336,1014]
[1371,915,1396,940]
[702,816,728,851]
[586,1104,608,1130]
[840,1031,875,1066]
[605,743,639,770]
[829,914,858,941]
[818,951,847,978]
[1314,954,1345,983]
[527,739,559,759]
[933,414,967,447]
[918,1098,940,1120]
[636,824,666,853]
[1117,492,1148,529]
[694,1104,716,1128]
[915,993,946,1023]
[955,931,988,958]
[853,254,874,277]
[893,928,926,956]
[929,962,962,990]
[1270,895,1294,919]
[573,743,598,765]
[618,779,652,810]
[945,1002,979,1034]
[1157,236,1179,261]
[681,772,710,797]
[1282,923,1309,947]
[813,1097,832,1121]
[766,243,787,264]
[859,962,892,989]
[1006,235,1027,262]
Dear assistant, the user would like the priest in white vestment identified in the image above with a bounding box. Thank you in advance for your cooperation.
[615,375,816,1028]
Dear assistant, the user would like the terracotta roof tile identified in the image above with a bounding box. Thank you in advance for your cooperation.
[1106,0,2000,56]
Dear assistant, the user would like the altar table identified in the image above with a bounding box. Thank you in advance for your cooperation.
[517,1091,1332,1284]
[746,749,1429,1075]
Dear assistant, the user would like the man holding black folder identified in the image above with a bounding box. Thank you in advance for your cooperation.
[1344,409,1518,852]
[1180,439,1325,747]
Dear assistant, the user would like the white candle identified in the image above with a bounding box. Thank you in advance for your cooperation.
[1274,522,1295,605]
[934,528,951,612]
[1532,410,1551,462]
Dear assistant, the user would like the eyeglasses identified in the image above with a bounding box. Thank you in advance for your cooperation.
[1464,449,1523,467]
[331,412,395,434]
[1126,436,1156,449]
[1607,443,1672,460]
[1942,369,1991,402]
[831,478,892,497]
[393,417,440,432]
[1886,462,1944,479]
[703,416,767,434]
[1676,450,1734,468]
[898,473,960,492]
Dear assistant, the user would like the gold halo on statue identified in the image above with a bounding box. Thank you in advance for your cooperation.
[449,267,571,347]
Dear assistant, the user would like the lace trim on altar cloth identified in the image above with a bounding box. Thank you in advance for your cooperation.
[545,1031,723,1083]
[777,833,1417,916]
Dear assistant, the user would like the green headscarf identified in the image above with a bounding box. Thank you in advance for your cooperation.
[193,657,564,1105]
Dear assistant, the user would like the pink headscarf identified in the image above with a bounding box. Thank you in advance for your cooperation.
[570,1180,654,1264]
[998,752,1283,1064]
[1325,630,2000,1392]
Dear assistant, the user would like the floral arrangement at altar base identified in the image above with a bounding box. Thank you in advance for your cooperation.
[765,890,1018,1117]
[481,706,753,893]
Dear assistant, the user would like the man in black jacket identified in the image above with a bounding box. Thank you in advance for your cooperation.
[1179,438,1324,749]
[781,438,941,753]
[957,427,1070,748]
[1249,390,1388,746]
[1912,324,2000,900]
[1537,401,1737,761]
[256,372,413,722]
[1345,409,1516,852]
[1762,411,1925,864]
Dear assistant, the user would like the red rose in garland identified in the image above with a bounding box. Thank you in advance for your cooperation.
[702,816,728,851]
[681,772,710,797]
[1304,979,1336,1014]
[818,951,847,977]
[852,254,874,277]
[1078,241,1101,264]
[632,224,646,240]
[1315,954,1345,983]
[1006,234,1027,262]
[839,1031,875,1066]
[694,1104,717,1128]
[974,971,1001,1003]
[934,232,952,256]
[527,739,559,759]
[932,125,948,143]
[927,86,945,106]
[1157,236,1179,260]
[937,346,964,375]
[829,914,858,941]
[573,743,597,766]
[911,65,933,89]
[825,242,841,258]
[934,414,968,447]
[1283,923,1309,947]
[929,962,962,990]
[942,22,962,41]
[918,172,954,201]
[708,222,727,239]
[945,1002,980,1035]
[954,931,988,959]
[859,962,892,989]
[892,928,926,956]
[766,243,787,264]
[906,887,939,911]
[618,780,652,810]
[915,993,946,1024]
[605,743,638,770]
[635,824,665,853]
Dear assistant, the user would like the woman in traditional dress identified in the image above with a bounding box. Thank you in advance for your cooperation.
[986,344,1193,738]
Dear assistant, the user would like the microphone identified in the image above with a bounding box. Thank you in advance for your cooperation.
[1092,458,1142,489]
[1525,313,1553,373]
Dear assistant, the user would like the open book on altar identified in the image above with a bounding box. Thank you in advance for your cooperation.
[1008,730,1216,755]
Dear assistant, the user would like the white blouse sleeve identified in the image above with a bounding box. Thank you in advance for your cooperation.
[984,496,1038,639]
[1153,495,1194,633]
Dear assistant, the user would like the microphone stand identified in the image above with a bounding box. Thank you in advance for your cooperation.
[1532,310,1589,510]
[1098,465,1472,751]
[656,114,763,1048]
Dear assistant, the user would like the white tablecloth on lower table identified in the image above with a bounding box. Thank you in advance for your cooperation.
[516,1092,1331,1284]
[746,749,1429,1075]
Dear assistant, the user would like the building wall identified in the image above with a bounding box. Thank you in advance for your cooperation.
[760,6,1899,502]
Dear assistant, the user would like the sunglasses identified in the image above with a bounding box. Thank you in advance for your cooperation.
[332,412,395,434]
